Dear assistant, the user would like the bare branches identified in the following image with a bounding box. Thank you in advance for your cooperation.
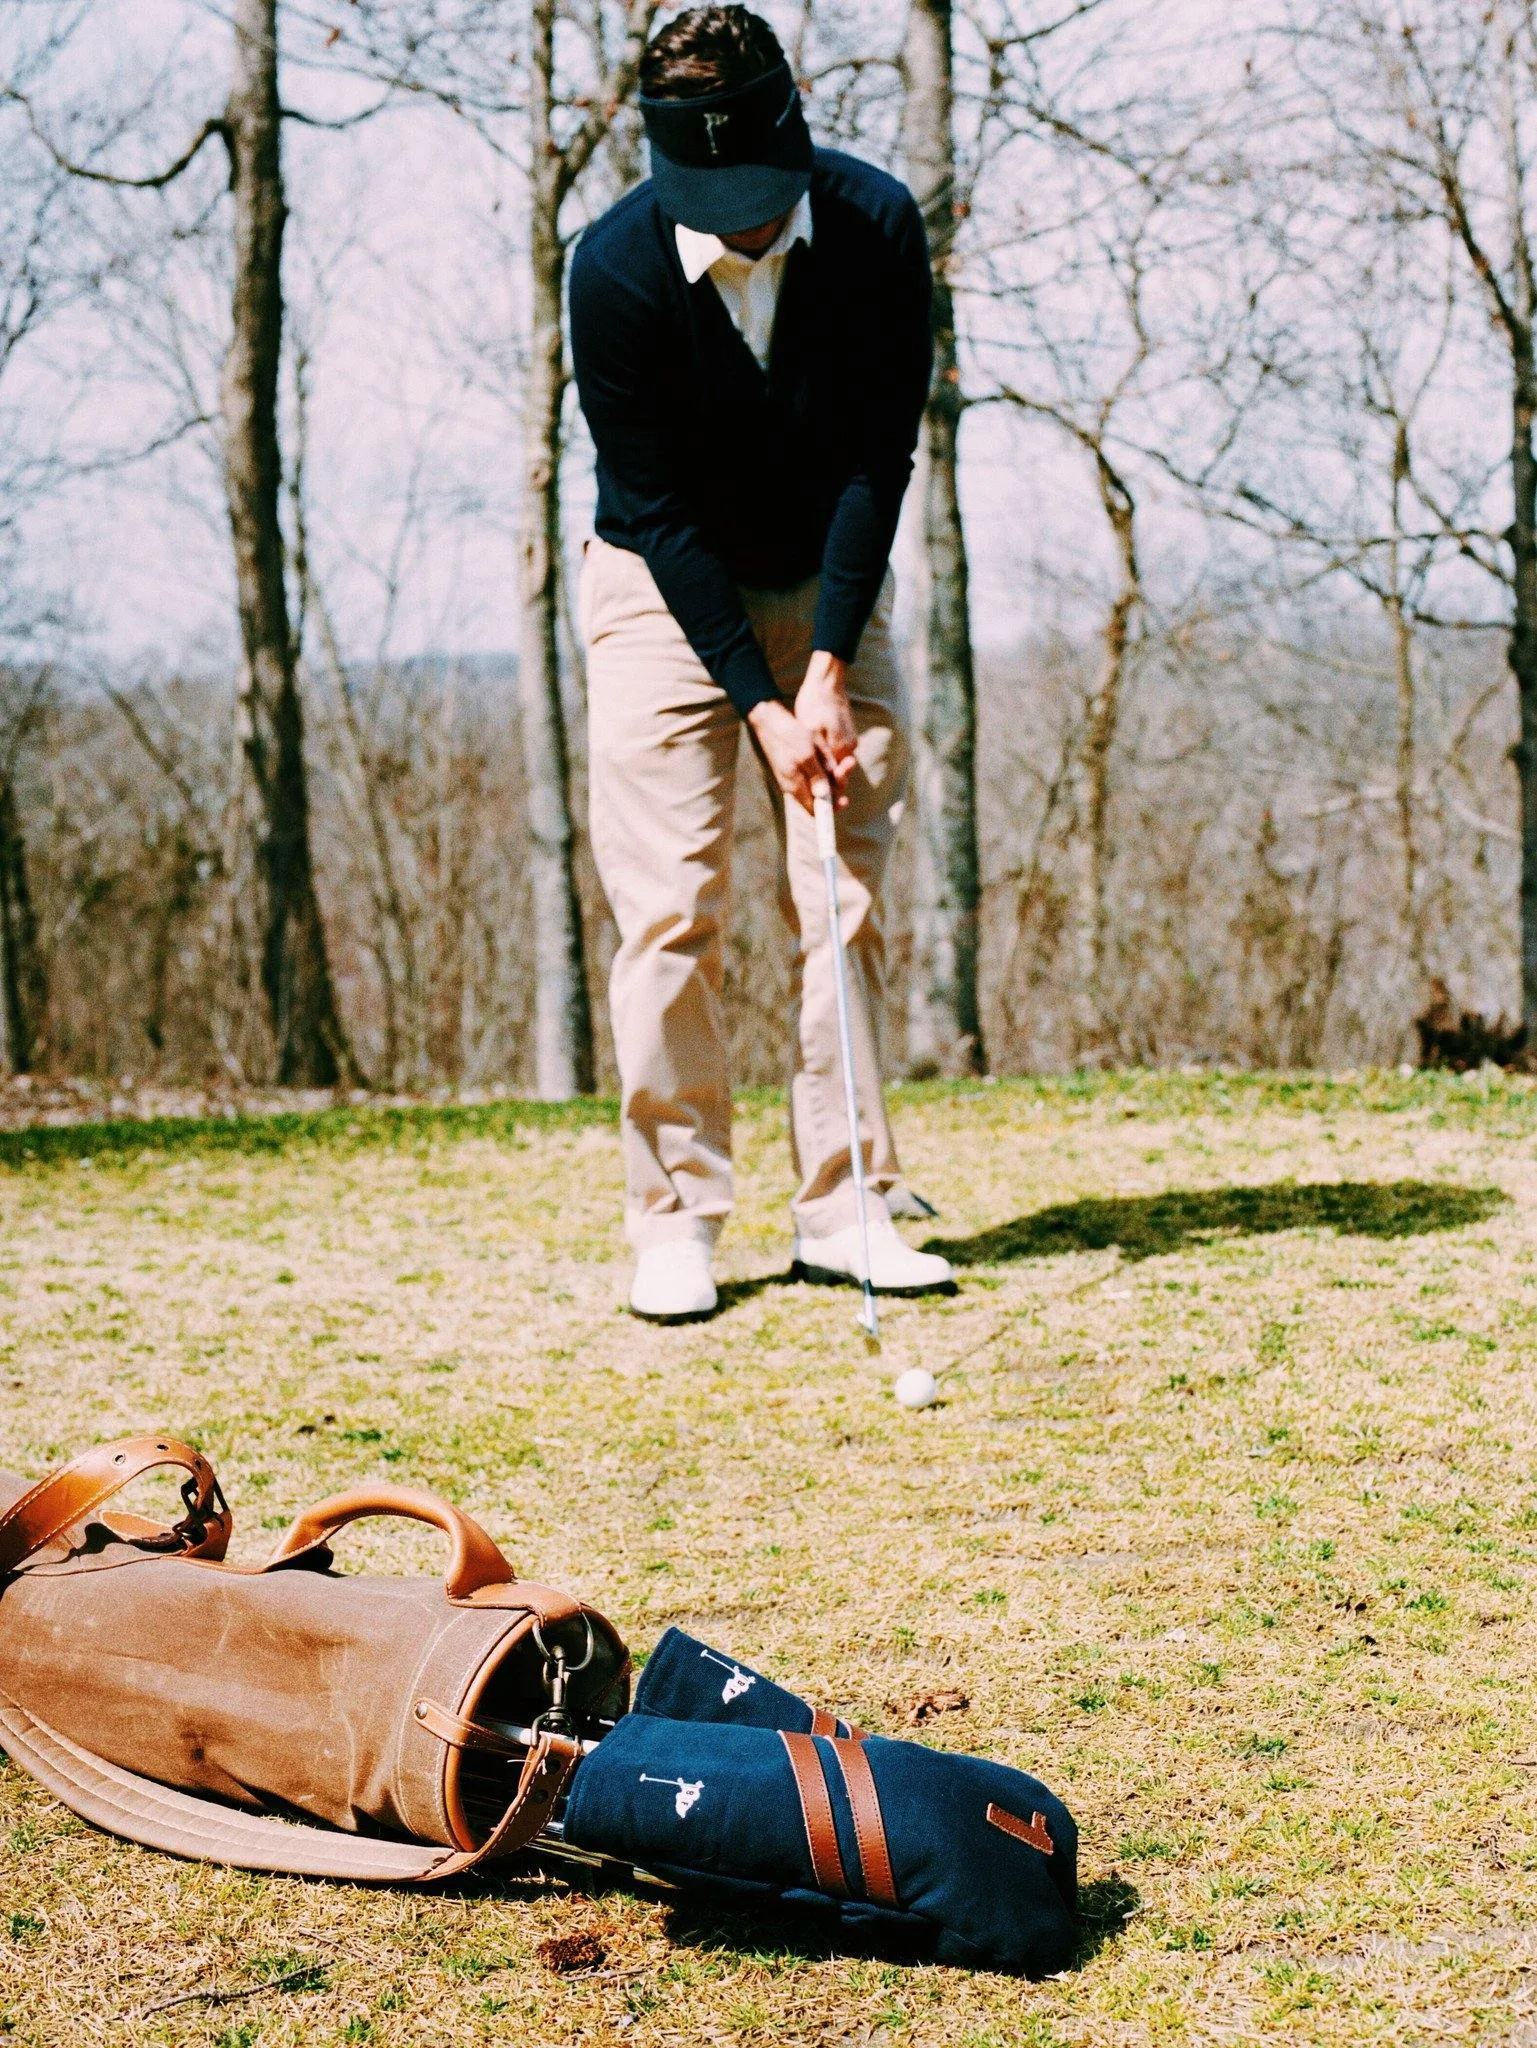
[2,91,228,190]
[558,0,656,202]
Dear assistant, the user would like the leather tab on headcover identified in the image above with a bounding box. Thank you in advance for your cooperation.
[0,1696,565,1885]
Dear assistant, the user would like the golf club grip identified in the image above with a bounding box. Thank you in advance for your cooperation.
[813,784,838,860]
[815,793,877,1311]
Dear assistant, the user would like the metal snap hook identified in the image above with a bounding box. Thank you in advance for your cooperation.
[530,1612,595,1675]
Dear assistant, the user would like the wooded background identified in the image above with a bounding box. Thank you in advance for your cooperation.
[2,0,1533,1095]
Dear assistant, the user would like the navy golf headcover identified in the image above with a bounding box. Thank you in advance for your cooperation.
[562,1711,1078,1975]
[632,1626,865,1737]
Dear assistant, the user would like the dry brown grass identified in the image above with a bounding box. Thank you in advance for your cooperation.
[2,1071,1537,2045]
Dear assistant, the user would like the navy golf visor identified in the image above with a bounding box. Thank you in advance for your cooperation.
[640,62,813,237]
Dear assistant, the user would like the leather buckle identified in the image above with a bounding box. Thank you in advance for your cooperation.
[179,1471,229,1545]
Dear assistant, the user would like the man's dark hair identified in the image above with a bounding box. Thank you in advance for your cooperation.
[639,5,787,101]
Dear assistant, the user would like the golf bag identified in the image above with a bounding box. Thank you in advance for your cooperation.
[0,1435,628,1880]
[0,1439,1076,1972]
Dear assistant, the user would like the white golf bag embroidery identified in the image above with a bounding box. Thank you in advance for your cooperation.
[699,1647,756,1704]
[640,1773,704,1819]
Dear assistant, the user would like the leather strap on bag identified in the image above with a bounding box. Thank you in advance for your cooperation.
[0,1436,231,1576]
[779,1730,848,1895]
[0,1694,580,1885]
[412,1699,529,1759]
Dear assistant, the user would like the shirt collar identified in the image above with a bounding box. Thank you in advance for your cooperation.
[674,188,813,285]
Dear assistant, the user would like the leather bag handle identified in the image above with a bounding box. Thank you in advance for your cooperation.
[264,1484,517,1602]
[0,1434,231,1576]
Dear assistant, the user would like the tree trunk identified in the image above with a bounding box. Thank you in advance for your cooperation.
[1390,590,1423,975]
[0,770,44,1073]
[1075,447,1139,1048]
[519,0,594,1098]
[1495,40,1537,1051]
[221,0,347,1086]
[1511,345,1537,1048]
[903,0,985,1076]
[1381,418,1424,992]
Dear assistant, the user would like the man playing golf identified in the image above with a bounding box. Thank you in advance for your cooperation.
[571,3,955,1319]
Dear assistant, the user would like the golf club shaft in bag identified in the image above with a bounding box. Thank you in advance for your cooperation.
[813,783,879,1344]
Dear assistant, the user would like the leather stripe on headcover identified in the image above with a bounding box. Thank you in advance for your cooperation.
[778,1730,847,1896]
[809,1707,866,1741]
[827,1735,899,1906]
[0,1696,576,1885]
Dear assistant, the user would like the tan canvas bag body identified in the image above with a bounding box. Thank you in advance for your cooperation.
[0,1438,629,1881]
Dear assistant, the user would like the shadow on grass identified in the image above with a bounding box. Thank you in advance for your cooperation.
[713,1274,789,1312]
[1073,1873,1143,1965]
[652,1871,1142,1974]
[395,1846,1140,1979]
[926,1178,1509,1266]
[0,1097,618,1171]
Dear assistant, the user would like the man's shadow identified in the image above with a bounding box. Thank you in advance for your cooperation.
[923,1178,1508,1266]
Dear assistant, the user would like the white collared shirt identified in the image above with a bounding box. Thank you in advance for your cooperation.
[674,190,813,371]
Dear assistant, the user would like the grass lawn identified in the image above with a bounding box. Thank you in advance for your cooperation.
[3,1069,1537,2045]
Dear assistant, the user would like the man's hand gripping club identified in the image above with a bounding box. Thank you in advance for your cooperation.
[747,650,858,812]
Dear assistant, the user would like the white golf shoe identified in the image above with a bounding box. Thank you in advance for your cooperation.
[629,1239,718,1322]
[792,1212,956,1295]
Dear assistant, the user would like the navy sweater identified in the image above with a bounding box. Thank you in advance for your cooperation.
[569,149,933,717]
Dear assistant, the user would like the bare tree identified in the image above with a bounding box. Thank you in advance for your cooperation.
[521,0,655,1097]
[0,673,49,1072]
[968,43,1178,1046]
[223,0,349,1081]
[903,0,985,1075]
[991,359,1149,1044]
[1264,0,1537,1044]
[336,0,656,1097]
[13,0,355,1082]
[0,12,94,1073]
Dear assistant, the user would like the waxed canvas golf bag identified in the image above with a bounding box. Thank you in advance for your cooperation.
[0,1436,630,1881]
[0,1438,1077,1973]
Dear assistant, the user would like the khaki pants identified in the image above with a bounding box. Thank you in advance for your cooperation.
[581,536,909,1249]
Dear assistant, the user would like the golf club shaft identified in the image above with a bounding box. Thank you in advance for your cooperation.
[482,1717,602,1755]
[814,787,879,1338]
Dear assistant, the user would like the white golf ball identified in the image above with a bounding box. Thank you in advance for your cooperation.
[894,1367,939,1410]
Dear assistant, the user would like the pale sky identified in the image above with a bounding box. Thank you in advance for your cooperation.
[3,0,1478,681]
